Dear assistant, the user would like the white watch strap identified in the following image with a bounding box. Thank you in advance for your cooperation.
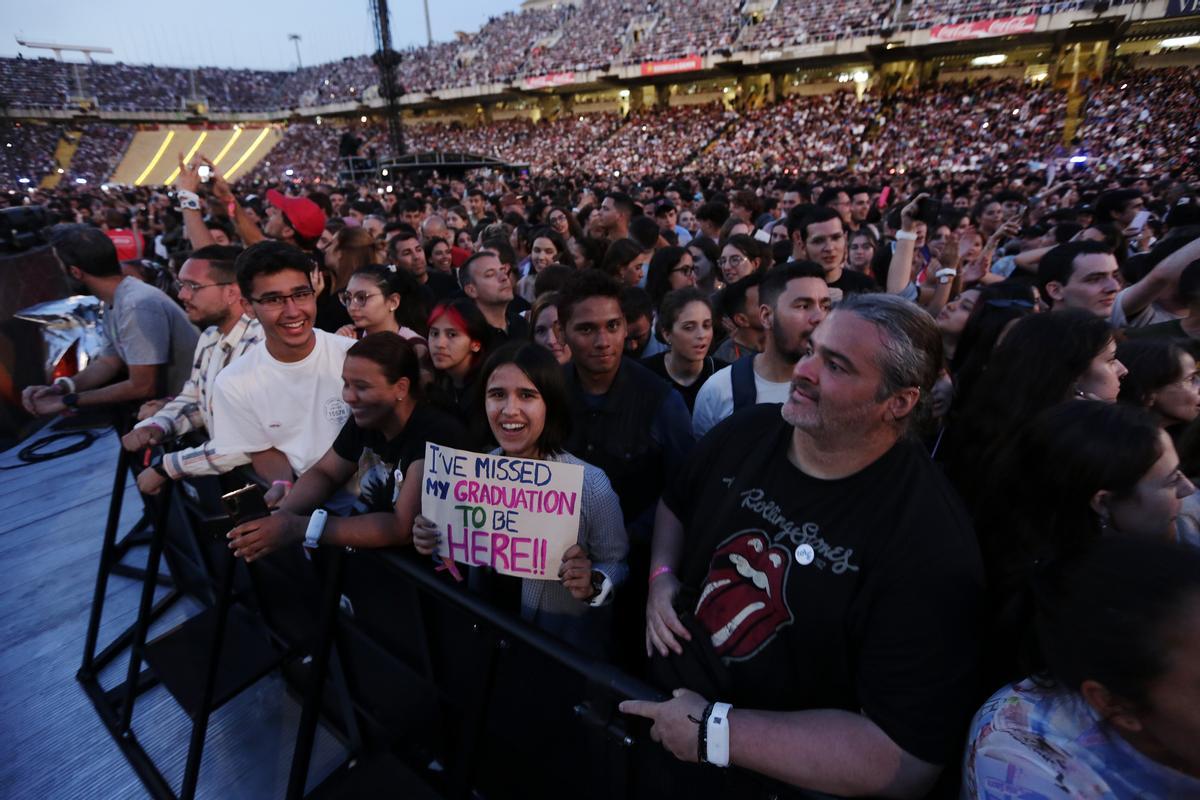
[895,230,918,241]
[304,508,328,550]
[706,702,732,767]
[588,573,613,607]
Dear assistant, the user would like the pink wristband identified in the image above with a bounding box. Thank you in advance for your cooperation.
[649,565,673,585]
[272,480,293,491]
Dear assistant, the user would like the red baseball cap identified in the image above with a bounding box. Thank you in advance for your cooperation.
[266,189,326,240]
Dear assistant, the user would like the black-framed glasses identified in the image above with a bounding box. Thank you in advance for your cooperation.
[670,265,697,276]
[248,288,317,308]
[175,280,232,294]
[337,290,383,308]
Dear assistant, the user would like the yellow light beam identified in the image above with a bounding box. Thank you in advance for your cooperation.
[223,127,272,181]
[163,130,209,185]
[211,127,243,167]
[134,130,175,186]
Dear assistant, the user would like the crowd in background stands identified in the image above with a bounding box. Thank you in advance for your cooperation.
[0,0,1140,112]
[707,90,879,175]
[4,67,1198,191]
[623,0,742,64]
[865,78,1068,173]
[1074,66,1200,179]
[738,0,892,48]
[576,103,735,177]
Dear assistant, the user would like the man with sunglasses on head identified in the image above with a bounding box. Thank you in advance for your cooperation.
[120,245,263,496]
[209,241,355,506]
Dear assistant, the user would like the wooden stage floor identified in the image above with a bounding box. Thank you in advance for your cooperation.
[0,421,345,799]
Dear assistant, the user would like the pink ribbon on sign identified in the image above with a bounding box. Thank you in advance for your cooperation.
[435,557,464,582]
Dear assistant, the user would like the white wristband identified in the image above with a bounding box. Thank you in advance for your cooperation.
[177,189,201,212]
[54,376,76,394]
[303,508,328,550]
[706,702,732,768]
[895,230,918,241]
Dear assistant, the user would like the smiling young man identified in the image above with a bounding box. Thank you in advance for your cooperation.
[226,333,468,562]
[209,241,355,504]
[628,294,983,799]
[121,245,263,495]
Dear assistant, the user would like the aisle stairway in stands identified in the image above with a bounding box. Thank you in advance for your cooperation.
[40,130,77,190]
[109,126,282,186]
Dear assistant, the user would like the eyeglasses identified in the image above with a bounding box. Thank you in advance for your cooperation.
[337,290,383,308]
[249,288,316,308]
[175,280,232,294]
[984,298,1035,310]
[716,254,748,269]
[670,265,697,276]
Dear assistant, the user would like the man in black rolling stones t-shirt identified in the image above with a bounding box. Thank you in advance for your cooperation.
[621,294,983,799]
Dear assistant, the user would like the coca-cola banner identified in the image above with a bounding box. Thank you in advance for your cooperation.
[640,55,703,76]
[929,15,1038,42]
[522,72,576,90]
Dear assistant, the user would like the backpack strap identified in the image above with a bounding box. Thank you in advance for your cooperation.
[731,354,757,412]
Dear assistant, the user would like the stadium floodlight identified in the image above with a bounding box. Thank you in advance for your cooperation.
[360,115,368,123]
[618,90,630,98]
[852,70,869,84]
[971,55,1007,66]
[382,169,389,176]
[1160,36,1200,49]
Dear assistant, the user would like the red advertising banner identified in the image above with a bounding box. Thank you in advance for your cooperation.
[639,55,703,76]
[523,72,576,90]
[929,15,1037,42]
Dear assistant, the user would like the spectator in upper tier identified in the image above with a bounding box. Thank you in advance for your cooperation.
[627,293,981,798]
[963,537,1200,799]
[22,224,199,417]
[120,245,263,494]
[209,241,356,506]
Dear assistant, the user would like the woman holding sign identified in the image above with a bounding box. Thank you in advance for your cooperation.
[413,342,629,657]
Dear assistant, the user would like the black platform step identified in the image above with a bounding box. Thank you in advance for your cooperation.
[142,604,283,719]
[307,752,444,799]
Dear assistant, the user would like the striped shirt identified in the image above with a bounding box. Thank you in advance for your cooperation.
[134,315,263,478]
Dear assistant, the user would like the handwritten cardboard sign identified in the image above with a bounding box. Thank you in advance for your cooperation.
[421,443,584,579]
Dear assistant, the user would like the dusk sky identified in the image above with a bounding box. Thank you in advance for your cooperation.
[0,0,523,70]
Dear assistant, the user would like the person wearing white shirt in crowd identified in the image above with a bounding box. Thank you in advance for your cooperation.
[210,241,355,506]
[121,245,263,495]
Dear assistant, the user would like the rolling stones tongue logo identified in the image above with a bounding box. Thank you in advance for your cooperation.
[695,530,793,661]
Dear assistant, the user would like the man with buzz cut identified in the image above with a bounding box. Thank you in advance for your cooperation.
[209,240,355,507]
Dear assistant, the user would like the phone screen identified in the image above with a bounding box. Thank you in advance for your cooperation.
[221,484,270,525]
[198,165,212,182]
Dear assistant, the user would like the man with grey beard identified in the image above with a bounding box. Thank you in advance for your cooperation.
[626,293,983,800]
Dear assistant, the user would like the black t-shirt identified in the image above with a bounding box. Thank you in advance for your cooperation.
[659,404,982,765]
[315,288,353,332]
[425,270,462,303]
[331,403,469,514]
[484,303,531,349]
[828,267,878,295]
[641,352,726,412]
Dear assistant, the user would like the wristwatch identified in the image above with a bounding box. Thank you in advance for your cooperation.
[304,508,328,550]
[62,392,80,411]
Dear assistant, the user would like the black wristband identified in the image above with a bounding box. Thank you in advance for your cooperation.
[697,701,715,764]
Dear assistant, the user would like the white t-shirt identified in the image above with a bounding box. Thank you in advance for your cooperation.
[691,358,791,439]
[211,330,355,475]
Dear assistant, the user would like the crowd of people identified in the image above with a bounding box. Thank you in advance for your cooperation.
[0,0,1149,112]
[4,66,1198,192]
[12,82,1200,793]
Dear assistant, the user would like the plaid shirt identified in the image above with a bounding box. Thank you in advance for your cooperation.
[135,315,262,478]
